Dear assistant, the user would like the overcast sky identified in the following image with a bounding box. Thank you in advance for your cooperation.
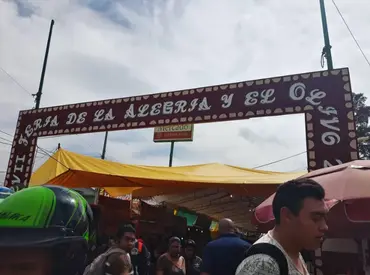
[1,0,370,185]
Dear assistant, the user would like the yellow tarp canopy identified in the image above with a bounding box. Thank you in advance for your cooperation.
[30,149,305,197]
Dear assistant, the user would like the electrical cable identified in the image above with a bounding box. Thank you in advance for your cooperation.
[0,141,11,146]
[0,130,12,137]
[0,136,12,144]
[286,166,308,173]
[0,128,54,155]
[252,151,307,169]
[0,66,33,97]
[331,0,370,68]
[36,145,69,169]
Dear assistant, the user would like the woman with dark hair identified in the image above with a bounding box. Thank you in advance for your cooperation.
[156,237,186,275]
[183,240,202,275]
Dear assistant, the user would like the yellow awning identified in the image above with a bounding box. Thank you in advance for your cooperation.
[30,148,305,197]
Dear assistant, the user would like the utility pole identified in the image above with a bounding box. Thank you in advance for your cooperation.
[94,131,109,204]
[169,141,175,167]
[101,132,108,160]
[34,19,55,109]
[319,0,334,70]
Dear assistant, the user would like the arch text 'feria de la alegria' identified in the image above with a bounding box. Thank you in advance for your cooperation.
[5,67,358,191]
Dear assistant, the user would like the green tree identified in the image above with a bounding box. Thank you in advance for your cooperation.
[353,93,370,159]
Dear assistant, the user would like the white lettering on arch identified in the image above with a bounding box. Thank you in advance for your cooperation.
[174,101,187,113]
[125,104,136,119]
[321,131,341,146]
[137,104,149,117]
[163,101,173,115]
[324,159,343,168]
[305,89,326,106]
[289,83,326,106]
[221,94,234,108]
[150,103,161,116]
[260,89,275,104]
[94,109,116,122]
[319,106,341,146]
[289,82,306,101]
[198,97,211,111]
[244,91,259,106]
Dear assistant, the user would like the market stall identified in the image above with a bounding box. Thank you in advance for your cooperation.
[29,148,303,230]
[30,148,304,198]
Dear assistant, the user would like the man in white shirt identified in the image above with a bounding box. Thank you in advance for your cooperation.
[236,178,329,275]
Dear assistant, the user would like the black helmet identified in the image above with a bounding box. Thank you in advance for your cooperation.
[0,185,95,274]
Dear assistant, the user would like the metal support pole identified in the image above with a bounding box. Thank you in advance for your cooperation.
[34,19,55,109]
[94,131,109,204]
[101,132,108,160]
[319,0,334,70]
[169,141,175,167]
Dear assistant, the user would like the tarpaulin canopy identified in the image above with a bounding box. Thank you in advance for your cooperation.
[173,209,198,226]
[30,148,304,198]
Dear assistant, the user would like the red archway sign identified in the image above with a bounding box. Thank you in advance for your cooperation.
[5,67,359,191]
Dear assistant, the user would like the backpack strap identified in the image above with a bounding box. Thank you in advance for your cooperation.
[245,243,289,275]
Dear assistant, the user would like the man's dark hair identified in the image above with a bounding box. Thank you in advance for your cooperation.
[272,178,325,224]
[184,239,196,248]
[117,223,136,239]
[168,236,181,246]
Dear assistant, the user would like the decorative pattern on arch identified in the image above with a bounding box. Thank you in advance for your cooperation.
[5,67,358,191]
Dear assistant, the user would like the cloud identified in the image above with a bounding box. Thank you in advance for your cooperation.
[1,0,370,185]
[239,127,287,147]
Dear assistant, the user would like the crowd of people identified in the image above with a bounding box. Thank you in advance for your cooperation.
[0,177,328,275]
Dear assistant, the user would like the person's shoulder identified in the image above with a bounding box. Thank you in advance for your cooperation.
[235,254,280,275]
[253,234,284,252]
[226,236,251,249]
[157,254,169,270]
[157,254,168,262]
[157,254,170,268]
[205,239,218,246]
[204,239,219,250]
[236,237,251,246]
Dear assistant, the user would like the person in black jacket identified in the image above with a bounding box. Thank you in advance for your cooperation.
[130,237,151,275]
[184,240,202,275]
[116,224,150,275]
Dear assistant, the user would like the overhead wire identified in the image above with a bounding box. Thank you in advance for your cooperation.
[0,128,94,173]
[0,129,54,156]
[252,151,307,169]
[0,141,11,146]
[331,0,370,68]
[36,145,69,169]
[286,166,308,173]
[0,66,33,97]
[0,136,12,143]
[0,130,12,137]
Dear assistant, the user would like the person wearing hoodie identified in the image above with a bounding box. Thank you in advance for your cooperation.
[183,240,202,275]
